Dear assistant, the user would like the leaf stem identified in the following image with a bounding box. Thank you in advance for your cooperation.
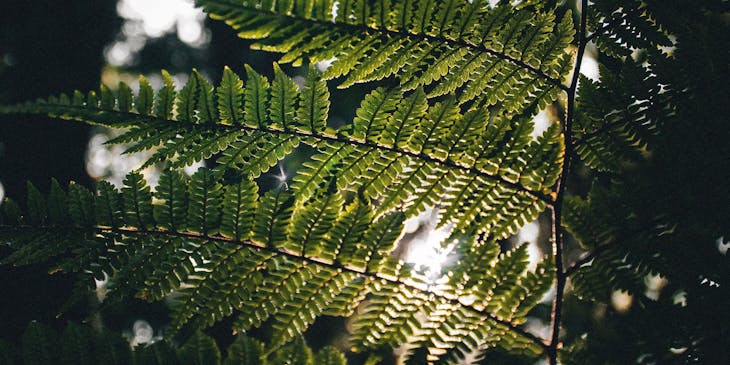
[548,1,588,364]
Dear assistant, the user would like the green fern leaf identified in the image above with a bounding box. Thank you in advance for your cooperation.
[136,76,154,116]
[118,81,134,113]
[198,0,571,109]
[297,64,329,133]
[219,177,258,241]
[194,69,219,123]
[154,169,188,231]
[253,188,294,248]
[244,64,270,128]
[95,181,123,228]
[178,331,221,365]
[287,189,342,255]
[224,335,266,365]
[177,72,200,122]
[269,63,299,130]
[26,181,46,226]
[269,337,313,365]
[121,172,154,229]
[313,347,346,365]
[134,341,180,365]
[186,167,223,235]
[156,70,177,119]
[67,181,95,227]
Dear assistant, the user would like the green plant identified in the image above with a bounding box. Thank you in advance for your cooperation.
[0,1,727,364]
[2,321,347,365]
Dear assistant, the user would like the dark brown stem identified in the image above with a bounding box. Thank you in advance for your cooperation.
[548,1,589,364]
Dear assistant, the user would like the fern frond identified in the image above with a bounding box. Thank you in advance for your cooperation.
[224,335,266,365]
[0,65,560,239]
[11,320,349,365]
[178,331,222,365]
[573,60,671,171]
[562,185,666,302]
[350,237,552,363]
[297,64,330,133]
[0,170,550,360]
[314,347,346,365]
[588,0,672,58]
[198,0,573,108]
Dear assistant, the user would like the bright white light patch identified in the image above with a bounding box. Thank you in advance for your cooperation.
[516,220,542,270]
[403,225,453,276]
[0,181,4,203]
[118,0,203,39]
[315,58,336,72]
[530,110,551,140]
[107,0,207,65]
[132,320,154,344]
[580,54,600,81]
[717,236,729,255]
[401,208,456,279]
[611,290,633,312]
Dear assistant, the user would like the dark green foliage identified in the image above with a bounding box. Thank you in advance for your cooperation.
[134,341,179,365]
[561,1,730,363]
[224,335,265,365]
[178,331,221,365]
[573,60,670,172]
[3,322,338,365]
[21,322,57,365]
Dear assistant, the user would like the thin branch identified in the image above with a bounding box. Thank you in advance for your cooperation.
[204,0,569,91]
[0,224,549,351]
[547,1,589,364]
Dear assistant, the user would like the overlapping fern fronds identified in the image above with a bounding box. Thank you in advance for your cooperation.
[197,0,574,110]
[0,65,563,239]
